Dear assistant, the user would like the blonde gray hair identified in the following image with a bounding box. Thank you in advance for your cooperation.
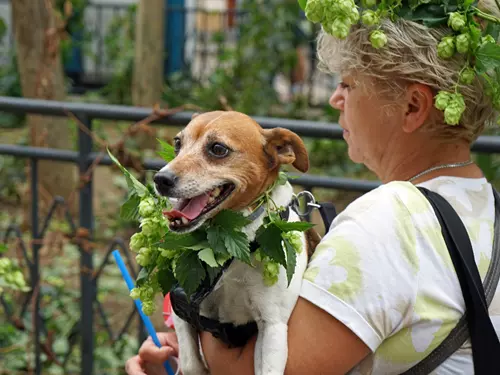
[317,10,498,143]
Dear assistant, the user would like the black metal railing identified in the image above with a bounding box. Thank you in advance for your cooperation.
[2,96,500,375]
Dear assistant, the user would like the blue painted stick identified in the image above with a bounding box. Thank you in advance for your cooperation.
[112,250,175,375]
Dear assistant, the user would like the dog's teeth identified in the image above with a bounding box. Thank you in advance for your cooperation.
[208,196,215,204]
[181,217,189,225]
[213,187,221,197]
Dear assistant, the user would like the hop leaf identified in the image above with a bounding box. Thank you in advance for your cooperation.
[448,12,466,32]
[333,0,355,15]
[434,91,452,111]
[142,301,156,316]
[481,35,496,46]
[129,233,146,253]
[456,33,471,54]
[370,30,388,49]
[361,10,379,26]
[460,67,475,84]
[437,36,455,59]
[138,197,156,218]
[444,93,466,126]
[136,247,152,267]
[130,287,141,300]
[326,17,351,39]
[363,0,377,7]
[262,259,280,286]
[305,0,324,23]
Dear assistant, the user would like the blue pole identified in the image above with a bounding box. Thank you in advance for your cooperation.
[112,250,175,375]
[165,0,186,76]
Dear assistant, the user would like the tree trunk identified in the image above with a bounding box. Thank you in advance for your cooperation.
[132,0,165,107]
[12,0,76,216]
[131,0,166,150]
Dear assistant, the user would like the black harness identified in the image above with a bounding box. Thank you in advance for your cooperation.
[170,199,336,348]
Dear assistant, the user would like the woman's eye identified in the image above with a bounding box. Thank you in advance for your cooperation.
[209,143,229,158]
[174,138,181,153]
[339,81,350,89]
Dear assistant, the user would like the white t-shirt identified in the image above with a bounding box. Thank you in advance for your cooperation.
[300,177,500,374]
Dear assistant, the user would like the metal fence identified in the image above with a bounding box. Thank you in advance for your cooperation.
[2,96,500,374]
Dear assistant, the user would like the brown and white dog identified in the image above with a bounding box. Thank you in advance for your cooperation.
[154,111,315,375]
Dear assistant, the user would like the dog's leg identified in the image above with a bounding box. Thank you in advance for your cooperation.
[254,320,289,375]
[172,312,209,375]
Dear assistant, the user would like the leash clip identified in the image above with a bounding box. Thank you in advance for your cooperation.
[291,191,319,218]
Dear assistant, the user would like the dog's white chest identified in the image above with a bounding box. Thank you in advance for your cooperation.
[199,260,264,325]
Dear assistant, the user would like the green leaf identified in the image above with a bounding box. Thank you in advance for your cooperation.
[212,210,252,229]
[277,171,289,186]
[484,22,500,43]
[175,251,206,296]
[157,138,176,162]
[157,267,176,295]
[223,229,251,264]
[120,193,141,221]
[207,226,229,256]
[398,3,456,27]
[158,230,206,250]
[107,148,148,197]
[283,238,297,286]
[0,244,7,254]
[136,267,150,287]
[256,224,286,267]
[206,265,222,284]
[198,248,219,268]
[476,43,500,73]
[273,220,314,232]
[185,241,211,251]
[298,0,307,12]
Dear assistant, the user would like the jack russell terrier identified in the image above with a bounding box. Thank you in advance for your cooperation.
[153,111,318,375]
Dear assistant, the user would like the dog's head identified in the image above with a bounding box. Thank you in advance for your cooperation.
[154,111,309,233]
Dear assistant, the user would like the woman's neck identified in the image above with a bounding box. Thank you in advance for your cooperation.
[375,137,483,184]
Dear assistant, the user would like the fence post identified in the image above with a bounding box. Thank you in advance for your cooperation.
[77,114,94,375]
[30,158,42,375]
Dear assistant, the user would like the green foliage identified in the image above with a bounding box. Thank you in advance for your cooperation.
[97,4,137,105]
[163,0,307,116]
[0,243,139,374]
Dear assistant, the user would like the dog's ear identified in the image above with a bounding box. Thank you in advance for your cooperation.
[262,128,309,173]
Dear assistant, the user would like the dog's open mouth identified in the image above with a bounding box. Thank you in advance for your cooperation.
[163,183,235,230]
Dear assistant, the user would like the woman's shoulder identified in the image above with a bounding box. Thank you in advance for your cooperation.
[330,181,424,231]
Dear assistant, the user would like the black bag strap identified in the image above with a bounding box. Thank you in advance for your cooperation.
[402,187,500,375]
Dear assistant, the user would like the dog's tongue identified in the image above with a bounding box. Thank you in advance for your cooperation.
[163,193,210,220]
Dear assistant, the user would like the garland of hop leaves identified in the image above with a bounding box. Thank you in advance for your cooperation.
[299,0,500,126]
[107,141,313,316]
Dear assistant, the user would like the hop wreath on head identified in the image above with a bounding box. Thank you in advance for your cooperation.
[299,0,500,126]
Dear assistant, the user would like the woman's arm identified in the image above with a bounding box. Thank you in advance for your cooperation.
[200,297,371,375]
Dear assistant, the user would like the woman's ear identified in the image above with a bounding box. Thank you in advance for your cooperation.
[403,84,434,133]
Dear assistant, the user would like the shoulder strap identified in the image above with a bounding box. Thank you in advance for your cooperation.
[402,187,500,375]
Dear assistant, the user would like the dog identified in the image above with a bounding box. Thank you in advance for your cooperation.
[154,111,314,375]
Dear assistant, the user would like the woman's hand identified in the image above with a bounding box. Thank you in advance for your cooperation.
[126,332,179,375]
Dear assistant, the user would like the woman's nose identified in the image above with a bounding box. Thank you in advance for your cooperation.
[329,85,345,111]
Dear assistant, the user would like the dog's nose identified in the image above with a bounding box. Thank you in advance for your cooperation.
[154,170,178,193]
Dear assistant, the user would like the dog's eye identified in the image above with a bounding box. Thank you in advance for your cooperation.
[174,138,181,153]
[209,143,229,158]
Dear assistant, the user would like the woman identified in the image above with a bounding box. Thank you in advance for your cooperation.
[126,0,500,373]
